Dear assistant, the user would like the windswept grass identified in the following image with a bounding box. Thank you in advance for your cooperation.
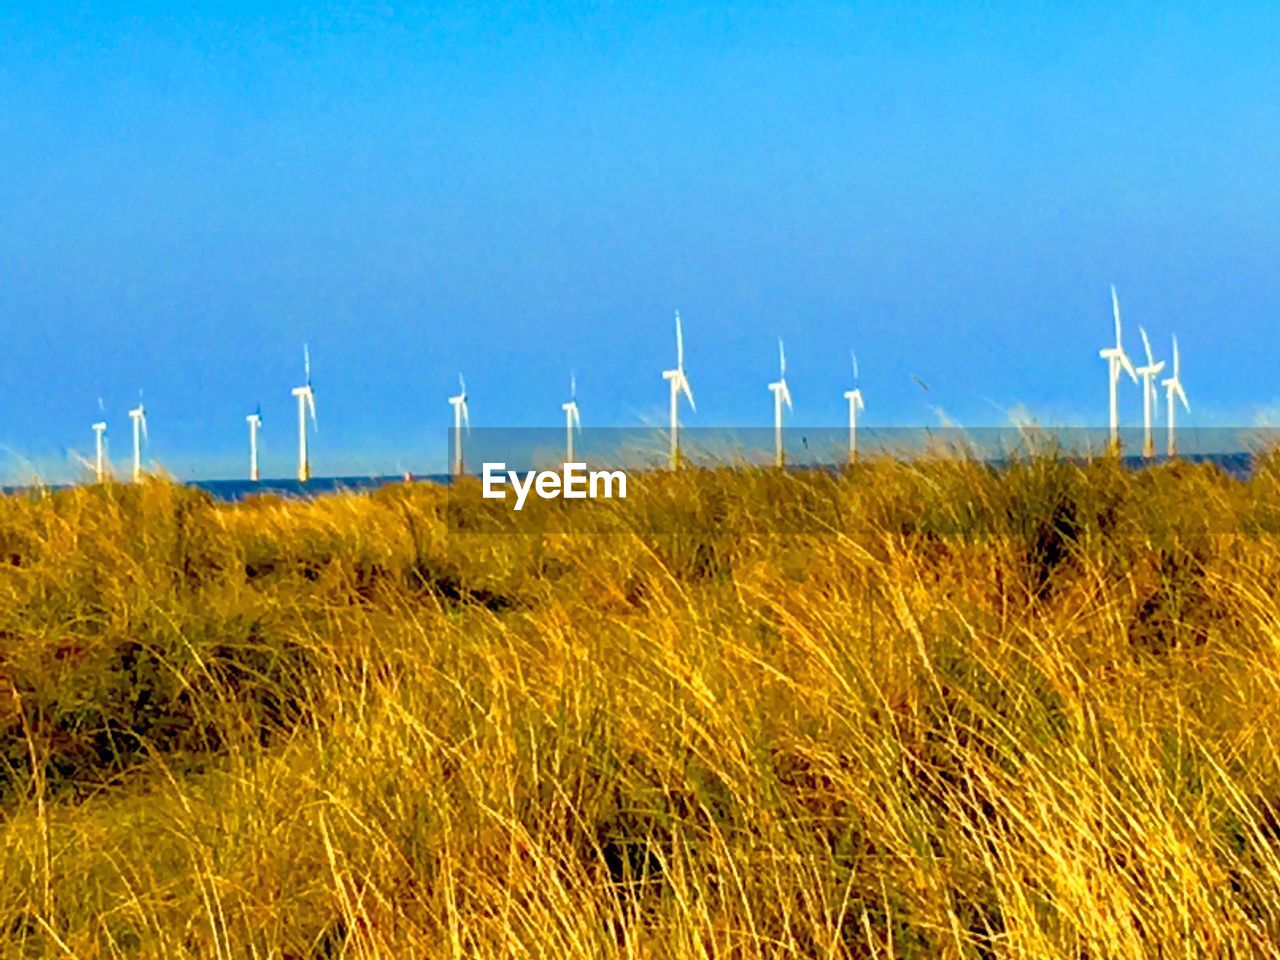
[2,454,1280,957]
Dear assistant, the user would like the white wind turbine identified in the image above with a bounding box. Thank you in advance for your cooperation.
[562,372,581,463]
[1099,285,1138,453]
[1136,327,1165,460]
[128,395,148,482]
[449,374,470,476]
[246,404,263,482]
[843,351,864,463]
[768,338,793,467]
[291,345,317,482]
[662,311,695,468]
[92,419,108,483]
[1161,335,1190,457]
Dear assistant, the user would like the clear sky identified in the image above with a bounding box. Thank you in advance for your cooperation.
[2,2,1278,480]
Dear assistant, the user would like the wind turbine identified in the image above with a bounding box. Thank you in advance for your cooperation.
[562,372,582,463]
[1161,335,1190,457]
[662,311,696,468]
[449,374,469,476]
[843,351,864,463]
[291,345,317,483]
[768,338,793,467]
[246,405,263,482]
[128,395,148,482]
[92,420,108,483]
[1136,327,1166,460]
[1099,285,1138,453]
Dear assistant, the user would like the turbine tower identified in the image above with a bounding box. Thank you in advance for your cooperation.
[843,351,864,463]
[768,338,793,468]
[291,345,317,483]
[662,311,695,468]
[449,374,469,476]
[128,397,148,483]
[1161,335,1190,457]
[1099,285,1138,453]
[246,405,263,482]
[562,372,581,463]
[92,420,107,482]
[1136,327,1166,460]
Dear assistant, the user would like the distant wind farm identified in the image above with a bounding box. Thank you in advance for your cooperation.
[59,287,1198,488]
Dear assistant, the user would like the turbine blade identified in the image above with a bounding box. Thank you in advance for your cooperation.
[851,350,859,381]
[675,311,684,369]
[680,374,696,412]
[462,401,470,431]
[304,343,311,384]
[778,338,786,377]
[1111,284,1122,347]
[782,380,792,410]
[1177,383,1190,412]
[1172,335,1180,379]
[570,371,576,401]
[1120,351,1138,382]
[1140,326,1154,366]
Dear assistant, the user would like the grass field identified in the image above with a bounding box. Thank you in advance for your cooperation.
[2,453,1280,957]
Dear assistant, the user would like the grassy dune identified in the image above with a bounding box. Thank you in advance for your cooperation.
[2,455,1280,957]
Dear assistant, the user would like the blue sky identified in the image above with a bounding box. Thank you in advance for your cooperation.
[2,2,1278,479]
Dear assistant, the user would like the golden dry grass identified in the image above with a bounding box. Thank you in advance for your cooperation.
[2,454,1280,957]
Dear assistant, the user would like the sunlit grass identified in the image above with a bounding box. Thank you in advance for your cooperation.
[1,453,1279,956]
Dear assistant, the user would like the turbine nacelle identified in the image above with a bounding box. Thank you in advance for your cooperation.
[128,404,149,440]
[1163,376,1190,411]
[561,400,581,430]
[769,379,793,410]
[292,385,317,423]
[1136,326,1166,381]
[1100,346,1138,382]
[562,373,582,429]
[449,374,470,428]
[663,368,696,410]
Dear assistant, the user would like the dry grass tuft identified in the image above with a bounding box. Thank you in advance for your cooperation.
[1,454,1280,957]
